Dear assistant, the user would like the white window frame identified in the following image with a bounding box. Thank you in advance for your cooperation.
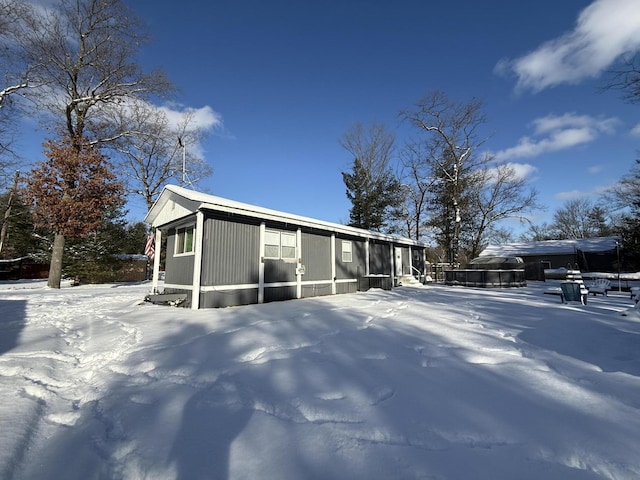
[342,240,353,263]
[174,225,195,256]
[264,229,297,260]
[281,232,297,260]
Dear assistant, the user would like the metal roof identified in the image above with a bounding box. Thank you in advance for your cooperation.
[145,185,427,247]
[480,237,620,257]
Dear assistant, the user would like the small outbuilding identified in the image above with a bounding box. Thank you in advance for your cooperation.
[145,185,428,309]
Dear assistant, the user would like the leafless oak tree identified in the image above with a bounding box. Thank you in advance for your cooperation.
[401,91,539,262]
[401,91,488,264]
[4,0,173,287]
[467,163,540,258]
[108,101,214,209]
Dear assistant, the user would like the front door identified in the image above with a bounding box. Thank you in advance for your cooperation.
[395,247,403,277]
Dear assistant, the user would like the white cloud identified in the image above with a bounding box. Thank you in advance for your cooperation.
[496,0,640,92]
[490,113,618,162]
[588,164,604,174]
[484,162,538,184]
[630,123,640,136]
[158,104,223,132]
[555,189,589,200]
[509,162,538,180]
[555,184,613,200]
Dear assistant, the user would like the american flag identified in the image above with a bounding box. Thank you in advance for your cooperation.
[145,234,155,261]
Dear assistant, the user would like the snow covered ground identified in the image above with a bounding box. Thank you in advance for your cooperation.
[1,279,640,480]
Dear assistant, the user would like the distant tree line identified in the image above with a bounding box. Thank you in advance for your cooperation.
[340,84,640,270]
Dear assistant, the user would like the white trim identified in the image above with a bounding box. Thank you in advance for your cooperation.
[365,240,370,276]
[258,223,265,303]
[201,283,259,292]
[302,279,333,286]
[390,244,395,285]
[409,246,413,275]
[331,234,336,295]
[341,239,353,263]
[163,283,192,290]
[152,229,162,293]
[200,280,337,292]
[265,281,298,288]
[335,278,358,284]
[296,228,302,299]
[191,211,204,310]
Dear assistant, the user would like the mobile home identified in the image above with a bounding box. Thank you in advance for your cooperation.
[145,185,427,309]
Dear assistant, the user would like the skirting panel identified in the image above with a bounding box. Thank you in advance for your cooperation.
[301,283,334,298]
[200,289,259,308]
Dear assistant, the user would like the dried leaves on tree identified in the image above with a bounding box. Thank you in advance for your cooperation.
[25,137,123,238]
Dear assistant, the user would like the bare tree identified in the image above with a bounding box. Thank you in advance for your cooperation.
[467,163,540,258]
[550,198,611,239]
[4,0,173,146]
[398,140,434,241]
[401,91,488,264]
[606,54,640,104]
[108,101,213,209]
[4,0,173,288]
[0,1,41,184]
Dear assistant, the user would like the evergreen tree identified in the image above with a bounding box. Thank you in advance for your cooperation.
[0,189,37,259]
[342,158,403,231]
[615,159,640,269]
[340,122,403,232]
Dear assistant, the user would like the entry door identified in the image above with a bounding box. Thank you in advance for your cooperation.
[395,247,403,277]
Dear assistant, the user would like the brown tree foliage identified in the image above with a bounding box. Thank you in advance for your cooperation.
[25,137,123,238]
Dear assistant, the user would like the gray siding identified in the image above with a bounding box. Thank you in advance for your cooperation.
[301,232,331,281]
[264,286,296,302]
[370,242,391,275]
[164,232,195,286]
[335,237,366,280]
[201,218,260,286]
[264,259,296,283]
[301,283,333,298]
[336,282,357,295]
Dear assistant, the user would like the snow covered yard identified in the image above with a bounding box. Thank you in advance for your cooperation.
[1,280,639,480]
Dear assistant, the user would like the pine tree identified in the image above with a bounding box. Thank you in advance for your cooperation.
[342,158,402,232]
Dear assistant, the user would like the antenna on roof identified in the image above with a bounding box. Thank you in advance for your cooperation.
[177,136,195,190]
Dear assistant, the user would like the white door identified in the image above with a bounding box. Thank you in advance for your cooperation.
[395,247,403,277]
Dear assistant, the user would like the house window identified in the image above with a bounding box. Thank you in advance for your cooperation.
[175,226,195,255]
[264,230,281,259]
[264,229,297,260]
[342,240,353,263]
[281,232,297,259]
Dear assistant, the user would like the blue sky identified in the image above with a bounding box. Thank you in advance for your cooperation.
[17,0,640,235]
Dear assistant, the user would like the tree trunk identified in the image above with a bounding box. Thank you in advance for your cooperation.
[0,170,20,256]
[48,233,65,289]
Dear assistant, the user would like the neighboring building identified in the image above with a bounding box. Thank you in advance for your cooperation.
[145,185,428,309]
[0,257,48,280]
[479,237,620,280]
